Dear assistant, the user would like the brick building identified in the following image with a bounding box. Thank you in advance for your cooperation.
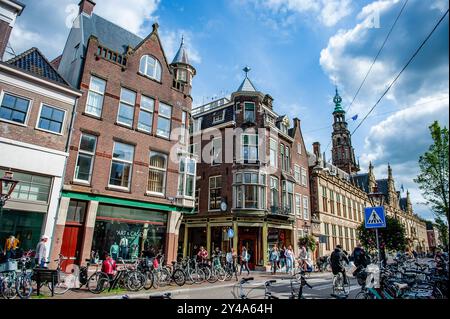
[182,69,311,270]
[0,0,81,257]
[50,0,197,266]
[309,89,428,257]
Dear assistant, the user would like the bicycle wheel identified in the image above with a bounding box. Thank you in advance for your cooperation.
[343,275,350,295]
[217,268,227,282]
[52,272,75,295]
[190,269,205,284]
[143,271,154,290]
[173,269,186,286]
[355,291,370,299]
[88,272,109,294]
[1,277,17,299]
[16,275,33,299]
[332,275,341,295]
[126,271,145,291]
[202,267,211,281]
[207,269,218,284]
[157,268,171,287]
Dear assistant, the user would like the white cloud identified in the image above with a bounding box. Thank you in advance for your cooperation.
[319,0,353,27]
[159,30,202,65]
[94,0,160,36]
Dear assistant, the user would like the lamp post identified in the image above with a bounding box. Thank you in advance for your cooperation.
[0,171,20,232]
[367,186,385,270]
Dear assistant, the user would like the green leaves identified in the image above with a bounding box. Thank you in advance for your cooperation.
[357,216,407,252]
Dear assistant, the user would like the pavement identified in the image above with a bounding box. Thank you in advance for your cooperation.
[36,270,361,300]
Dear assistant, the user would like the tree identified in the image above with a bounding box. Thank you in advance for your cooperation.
[357,216,407,252]
[298,235,316,252]
[435,217,449,249]
[414,121,449,225]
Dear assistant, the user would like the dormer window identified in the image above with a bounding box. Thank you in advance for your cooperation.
[139,55,162,81]
[212,110,225,123]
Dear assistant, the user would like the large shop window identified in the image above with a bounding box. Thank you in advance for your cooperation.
[209,176,222,210]
[241,134,258,162]
[74,133,97,183]
[117,88,136,127]
[282,180,294,214]
[177,157,196,198]
[0,92,30,124]
[156,103,172,138]
[0,169,51,203]
[109,142,134,189]
[0,210,45,252]
[85,76,106,117]
[92,204,167,260]
[234,172,266,209]
[148,151,167,195]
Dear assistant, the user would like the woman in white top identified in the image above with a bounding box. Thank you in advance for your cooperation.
[285,245,294,274]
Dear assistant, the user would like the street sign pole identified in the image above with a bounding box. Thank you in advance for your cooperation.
[375,228,381,270]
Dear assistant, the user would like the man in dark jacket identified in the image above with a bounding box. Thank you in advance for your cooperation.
[330,245,349,284]
[352,243,369,268]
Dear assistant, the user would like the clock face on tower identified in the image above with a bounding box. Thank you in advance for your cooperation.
[220,201,228,212]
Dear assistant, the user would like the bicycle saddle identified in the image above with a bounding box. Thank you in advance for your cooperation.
[394,282,409,290]
[265,280,276,286]
[240,277,254,284]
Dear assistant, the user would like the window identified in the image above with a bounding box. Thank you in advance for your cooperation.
[336,194,341,216]
[285,146,290,171]
[189,143,199,156]
[0,169,51,203]
[180,111,187,143]
[322,186,328,212]
[139,55,162,81]
[332,225,337,247]
[294,165,301,183]
[212,110,225,123]
[324,223,330,250]
[282,181,294,214]
[342,195,347,218]
[148,152,167,195]
[209,176,222,210]
[301,167,307,186]
[109,142,134,189]
[193,117,202,133]
[74,133,97,182]
[85,76,106,117]
[269,138,277,168]
[212,138,222,165]
[117,88,135,127]
[295,194,302,216]
[0,93,30,124]
[242,134,258,162]
[297,143,302,154]
[177,157,196,197]
[244,102,255,122]
[138,95,154,133]
[177,69,187,82]
[37,105,65,134]
[156,103,172,138]
[234,172,266,209]
[330,190,335,214]
[266,115,275,125]
[348,198,352,219]
[303,196,309,220]
[270,176,279,208]
[280,144,285,171]
[67,200,87,223]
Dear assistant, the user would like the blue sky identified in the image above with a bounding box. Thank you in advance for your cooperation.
[8,0,449,221]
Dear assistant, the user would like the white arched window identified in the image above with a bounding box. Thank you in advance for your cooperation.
[139,55,162,81]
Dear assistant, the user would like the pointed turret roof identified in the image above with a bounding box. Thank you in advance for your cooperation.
[237,66,257,92]
[172,36,189,65]
[333,87,345,113]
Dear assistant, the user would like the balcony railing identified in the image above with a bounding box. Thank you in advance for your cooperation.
[269,205,292,216]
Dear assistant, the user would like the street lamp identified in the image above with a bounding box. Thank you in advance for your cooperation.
[367,185,385,270]
[0,171,20,229]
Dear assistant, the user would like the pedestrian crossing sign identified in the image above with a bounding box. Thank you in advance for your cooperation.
[364,206,386,229]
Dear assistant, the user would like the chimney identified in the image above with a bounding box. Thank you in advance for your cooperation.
[293,117,301,130]
[79,0,96,15]
[312,142,321,159]
[0,0,25,61]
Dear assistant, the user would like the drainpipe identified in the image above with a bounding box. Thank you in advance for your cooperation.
[48,96,79,267]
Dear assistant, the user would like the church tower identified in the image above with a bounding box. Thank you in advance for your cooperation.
[331,88,359,174]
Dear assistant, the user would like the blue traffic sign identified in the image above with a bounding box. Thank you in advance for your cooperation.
[227,228,234,238]
[364,206,386,229]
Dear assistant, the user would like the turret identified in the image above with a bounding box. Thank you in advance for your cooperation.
[170,36,196,97]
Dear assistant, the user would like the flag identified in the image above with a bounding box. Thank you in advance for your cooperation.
[351,114,358,121]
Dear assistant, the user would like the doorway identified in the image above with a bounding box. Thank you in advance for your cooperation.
[60,224,84,268]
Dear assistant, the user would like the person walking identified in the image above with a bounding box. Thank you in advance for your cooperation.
[298,244,308,271]
[270,245,280,275]
[35,235,48,268]
[285,245,294,274]
[240,247,250,276]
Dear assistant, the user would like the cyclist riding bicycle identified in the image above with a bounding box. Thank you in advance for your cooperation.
[330,245,349,284]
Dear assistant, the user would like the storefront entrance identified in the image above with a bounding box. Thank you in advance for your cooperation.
[238,227,260,270]
[60,224,83,267]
